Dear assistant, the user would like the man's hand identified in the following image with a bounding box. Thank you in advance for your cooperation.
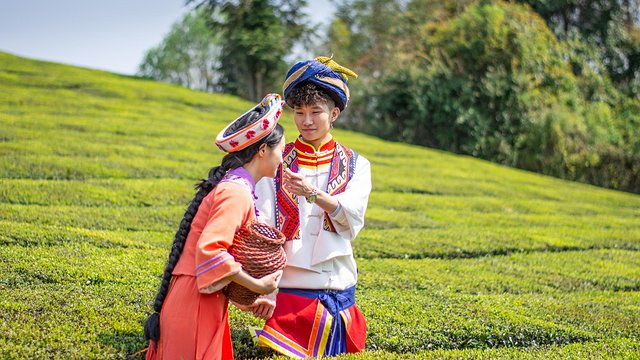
[283,168,313,197]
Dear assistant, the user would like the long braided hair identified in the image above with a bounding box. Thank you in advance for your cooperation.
[144,108,284,343]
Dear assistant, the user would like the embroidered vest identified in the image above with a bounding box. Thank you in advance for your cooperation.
[274,141,358,241]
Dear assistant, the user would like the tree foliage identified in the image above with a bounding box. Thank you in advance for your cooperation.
[189,0,312,101]
[369,2,576,159]
[357,1,640,193]
[321,0,477,129]
[138,8,221,92]
[515,0,640,96]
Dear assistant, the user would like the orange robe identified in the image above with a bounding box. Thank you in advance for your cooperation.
[147,181,256,360]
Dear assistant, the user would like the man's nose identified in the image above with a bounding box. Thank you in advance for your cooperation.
[302,114,313,125]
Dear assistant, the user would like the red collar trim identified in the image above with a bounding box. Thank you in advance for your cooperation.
[294,137,336,168]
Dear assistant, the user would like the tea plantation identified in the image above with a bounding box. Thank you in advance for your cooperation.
[1,51,639,359]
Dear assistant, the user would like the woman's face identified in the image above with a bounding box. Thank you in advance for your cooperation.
[261,136,286,178]
[293,101,339,149]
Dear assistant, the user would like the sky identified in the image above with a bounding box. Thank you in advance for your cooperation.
[0,0,334,76]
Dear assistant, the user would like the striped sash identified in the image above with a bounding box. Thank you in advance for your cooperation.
[257,287,366,357]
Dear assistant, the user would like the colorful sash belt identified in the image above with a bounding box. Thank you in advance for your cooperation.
[258,286,366,358]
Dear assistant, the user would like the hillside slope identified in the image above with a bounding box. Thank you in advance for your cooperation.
[1,51,639,358]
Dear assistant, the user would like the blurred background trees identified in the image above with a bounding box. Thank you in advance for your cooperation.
[140,0,312,101]
[186,0,312,102]
[138,0,640,193]
[516,0,640,97]
[138,7,221,92]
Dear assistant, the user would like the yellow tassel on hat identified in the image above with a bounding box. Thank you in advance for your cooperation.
[315,55,358,81]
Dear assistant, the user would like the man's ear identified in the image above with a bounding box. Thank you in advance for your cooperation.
[332,107,341,121]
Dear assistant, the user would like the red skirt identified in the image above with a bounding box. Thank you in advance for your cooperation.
[146,275,234,360]
[257,287,366,358]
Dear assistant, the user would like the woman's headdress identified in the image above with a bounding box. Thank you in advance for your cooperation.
[215,93,284,153]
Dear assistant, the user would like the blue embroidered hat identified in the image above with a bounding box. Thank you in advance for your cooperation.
[283,56,358,111]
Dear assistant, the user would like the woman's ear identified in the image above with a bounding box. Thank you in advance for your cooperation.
[258,143,268,157]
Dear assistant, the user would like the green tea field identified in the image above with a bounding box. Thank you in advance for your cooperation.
[1,51,639,359]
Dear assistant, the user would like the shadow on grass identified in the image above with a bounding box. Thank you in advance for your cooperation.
[359,243,640,260]
[367,327,594,354]
[97,330,147,359]
[96,328,276,360]
[231,328,277,360]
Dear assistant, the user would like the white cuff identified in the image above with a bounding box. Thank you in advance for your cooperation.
[328,201,349,226]
[329,202,342,217]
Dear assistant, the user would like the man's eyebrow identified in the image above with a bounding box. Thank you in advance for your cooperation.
[293,105,323,110]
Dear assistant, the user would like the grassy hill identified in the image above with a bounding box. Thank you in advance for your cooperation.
[1,51,639,359]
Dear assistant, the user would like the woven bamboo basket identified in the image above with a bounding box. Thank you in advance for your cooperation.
[223,221,286,305]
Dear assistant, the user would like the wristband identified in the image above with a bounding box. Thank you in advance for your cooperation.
[305,187,318,204]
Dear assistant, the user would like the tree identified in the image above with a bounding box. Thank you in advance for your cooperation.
[138,8,221,92]
[320,0,477,128]
[515,0,640,96]
[322,0,477,80]
[370,2,578,159]
[364,1,640,193]
[189,0,313,101]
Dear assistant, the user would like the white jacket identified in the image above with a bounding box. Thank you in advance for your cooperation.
[255,153,371,290]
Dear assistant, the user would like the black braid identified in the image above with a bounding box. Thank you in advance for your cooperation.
[143,165,225,342]
[144,121,284,343]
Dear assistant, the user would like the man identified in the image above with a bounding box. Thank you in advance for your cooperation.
[253,56,371,357]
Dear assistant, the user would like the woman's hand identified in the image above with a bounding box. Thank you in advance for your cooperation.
[229,270,282,295]
[252,270,283,294]
[248,297,276,320]
[231,296,276,320]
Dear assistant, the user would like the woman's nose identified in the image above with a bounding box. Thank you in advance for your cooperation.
[302,114,313,125]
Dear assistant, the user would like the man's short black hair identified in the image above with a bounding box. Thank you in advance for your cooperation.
[286,82,336,109]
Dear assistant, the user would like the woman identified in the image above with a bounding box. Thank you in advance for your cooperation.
[144,94,286,360]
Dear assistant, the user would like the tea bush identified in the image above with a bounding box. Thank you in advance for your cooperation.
[1,51,638,359]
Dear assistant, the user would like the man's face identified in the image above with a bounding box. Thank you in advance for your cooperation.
[293,101,339,149]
